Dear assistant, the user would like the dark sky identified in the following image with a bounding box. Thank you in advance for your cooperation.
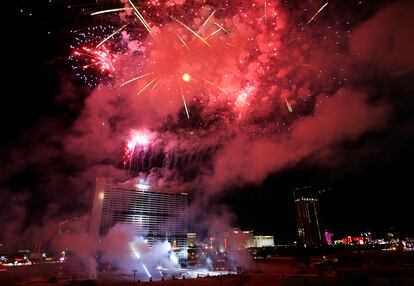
[1,0,414,247]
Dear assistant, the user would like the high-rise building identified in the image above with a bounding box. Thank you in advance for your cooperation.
[91,177,188,257]
[294,194,324,247]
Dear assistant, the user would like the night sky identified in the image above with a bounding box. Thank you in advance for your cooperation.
[1,0,414,249]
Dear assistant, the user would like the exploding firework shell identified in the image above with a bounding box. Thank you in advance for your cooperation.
[69,25,128,87]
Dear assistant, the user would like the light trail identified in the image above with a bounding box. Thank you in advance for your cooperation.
[307,2,328,25]
[96,24,128,48]
[170,16,211,47]
[202,11,216,27]
[180,87,190,119]
[204,27,223,40]
[285,98,293,112]
[174,30,191,51]
[129,243,141,259]
[91,8,132,16]
[128,0,156,39]
[214,22,228,34]
[203,79,228,94]
[142,264,151,278]
[137,78,157,95]
[120,73,153,87]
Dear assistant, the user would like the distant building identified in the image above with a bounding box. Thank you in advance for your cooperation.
[253,235,275,247]
[341,236,364,245]
[187,247,197,266]
[294,194,324,247]
[386,232,394,242]
[90,177,188,258]
[324,231,333,246]
[362,232,372,244]
[223,229,254,251]
[187,233,197,248]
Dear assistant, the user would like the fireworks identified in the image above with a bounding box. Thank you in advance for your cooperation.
[96,25,128,48]
[69,0,353,170]
[124,130,154,166]
[180,87,190,119]
[69,25,125,87]
[127,130,153,151]
[182,73,191,82]
[307,2,329,25]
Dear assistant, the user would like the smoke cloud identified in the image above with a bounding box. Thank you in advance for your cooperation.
[350,1,414,76]
[1,0,410,262]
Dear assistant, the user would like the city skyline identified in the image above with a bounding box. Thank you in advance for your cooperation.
[0,0,413,253]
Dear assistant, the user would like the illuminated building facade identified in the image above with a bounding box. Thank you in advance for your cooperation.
[223,229,254,251]
[187,233,197,248]
[294,195,324,247]
[324,231,334,246]
[91,177,188,257]
[253,235,275,247]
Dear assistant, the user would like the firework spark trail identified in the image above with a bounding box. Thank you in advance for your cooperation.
[90,8,132,16]
[73,26,91,33]
[96,24,128,48]
[151,79,160,90]
[307,2,328,25]
[202,11,216,27]
[224,42,240,49]
[137,78,158,95]
[79,45,116,72]
[180,87,190,119]
[120,73,153,87]
[170,16,211,47]
[65,0,390,195]
[285,98,293,112]
[214,22,228,34]
[128,0,156,39]
[204,27,223,40]
[174,30,191,51]
[203,79,228,94]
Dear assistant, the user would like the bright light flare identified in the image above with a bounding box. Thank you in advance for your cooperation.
[127,130,152,151]
[142,263,152,278]
[123,130,154,166]
[182,73,191,82]
[235,85,254,107]
[129,242,141,259]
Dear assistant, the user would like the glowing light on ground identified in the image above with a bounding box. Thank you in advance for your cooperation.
[142,264,152,278]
